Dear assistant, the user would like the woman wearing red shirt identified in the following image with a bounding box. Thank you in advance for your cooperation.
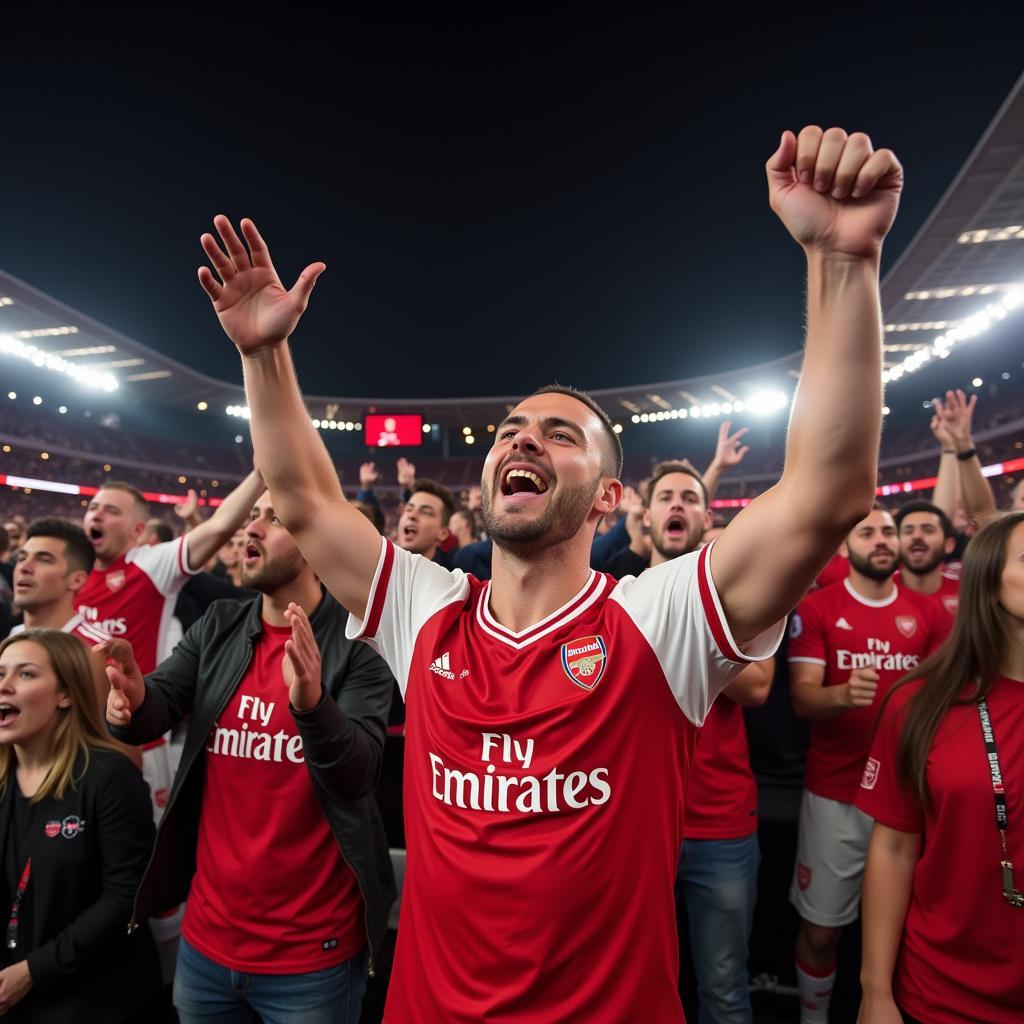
[856,511,1024,1024]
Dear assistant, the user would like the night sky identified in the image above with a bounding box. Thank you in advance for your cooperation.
[2,11,1022,400]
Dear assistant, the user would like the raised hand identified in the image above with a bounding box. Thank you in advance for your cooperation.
[620,485,645,543]
[396,457,416,489]
[174,488,200,522]
[467,485,482,512]
[766,127,903,260]
[100,639,147,727]
[282,603,322,712]
[712,420,750,471]
[360,462,380,490]
[933,389,977,452]
[198,216,326,355]
[929,409,955,450]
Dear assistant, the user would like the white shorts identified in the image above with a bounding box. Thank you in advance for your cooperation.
[789,789,874,928]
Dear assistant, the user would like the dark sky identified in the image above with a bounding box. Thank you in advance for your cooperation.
[2,10,1022,399]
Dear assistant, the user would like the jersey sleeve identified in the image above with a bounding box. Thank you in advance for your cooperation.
[787,593,827,666]
[608,541,784,725]
[854,686,923,833]
[346,537,471,699]
[126,536,200,597]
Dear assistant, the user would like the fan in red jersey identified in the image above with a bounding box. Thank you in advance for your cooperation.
[894,500,959,629]
[200,122,903,1023]
[856,511,1024,1024]
[787,504,945,1024]
[76,474,264,676]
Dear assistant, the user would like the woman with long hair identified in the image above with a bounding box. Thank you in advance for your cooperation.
[856,511,1024,1023]
[0,629,160,1022]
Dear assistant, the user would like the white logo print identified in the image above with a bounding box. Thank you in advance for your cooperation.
[430,652,456,680]
[835,617,854,631]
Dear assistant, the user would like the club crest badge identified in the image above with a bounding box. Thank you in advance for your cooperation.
[942,595,959,616]
[560,635,607,691]
[797,863,812,891]
[60,816,84,839]
[861,757,880,791]
[895,615,917,639]
[106,570,126,592]
[44,821,61,839]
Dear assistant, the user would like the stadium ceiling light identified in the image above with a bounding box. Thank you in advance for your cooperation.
[958,226,1024,244]
[0,334,118,392]
[612,423,623,434]
[196,401,208,411]
[904,283,1015,301]
[10,326,79,338]
[0,297,12,307]
[882,284,1023,385]
[226,404,251,419]
[745,390,789,416]
[32,396,42,406]
[58,405,67,414]
[884,321,954,332]
[6,392,14,400]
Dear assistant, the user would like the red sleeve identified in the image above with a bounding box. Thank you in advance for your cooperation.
[788,594,826,665]
[854,685,923,833]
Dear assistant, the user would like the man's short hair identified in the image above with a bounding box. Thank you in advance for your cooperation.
[25,517,96,574]
[531,384,623,478]
[99,481,150,520]
[894,500,953,539]
[409,479,456,526]
[145,518,175,544]
[642,460,709,509]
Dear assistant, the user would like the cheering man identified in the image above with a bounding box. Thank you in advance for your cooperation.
[198,124,902,1021]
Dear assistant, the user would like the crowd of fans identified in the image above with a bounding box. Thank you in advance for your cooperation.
[0,376,1020,1023]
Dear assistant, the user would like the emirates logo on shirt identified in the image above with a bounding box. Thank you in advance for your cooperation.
[560,635,607,690]
[106,570,126,592]
[895,615,917,639]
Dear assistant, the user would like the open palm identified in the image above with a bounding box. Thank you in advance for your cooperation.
[767,128,903,260]
[198,216,325,354]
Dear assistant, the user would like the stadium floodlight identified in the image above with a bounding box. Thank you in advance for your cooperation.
[744,390,789,416]
[882,283,1023,385]
[0,334,118,392]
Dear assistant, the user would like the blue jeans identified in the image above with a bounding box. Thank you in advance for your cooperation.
[173,937,368,1024]
[677,833,760,1024]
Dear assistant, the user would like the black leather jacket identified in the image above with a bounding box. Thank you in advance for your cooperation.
[112,588,396,971]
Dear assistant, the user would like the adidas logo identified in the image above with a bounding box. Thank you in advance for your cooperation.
[429,652,456,680]
[835,617,853,631]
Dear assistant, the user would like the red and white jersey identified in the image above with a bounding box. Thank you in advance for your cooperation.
[348,539,783,1023]
[75,536,199,674]
[895,569,960,625]
[856,678,1024,1023]
[683,696,758,840]
[8,612,111,647]
[789,579,943,804]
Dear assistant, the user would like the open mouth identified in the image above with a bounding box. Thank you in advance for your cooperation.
[88,526,104,543]
[665,516,687,539]
[401,524,418,542]
[500,466,549,497]
[909,544,928,556]
[243,544,262,565]
[0,705,20,727]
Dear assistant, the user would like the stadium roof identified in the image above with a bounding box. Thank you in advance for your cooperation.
[1,73,1021,430]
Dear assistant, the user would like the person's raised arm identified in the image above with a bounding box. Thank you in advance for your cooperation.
[711,127,903,643]
[928,405,959,522]
[721,657,773,707]
[198,217,382,619]
[934,389,997,525]
[183,469,266,568]
[856,822,920,1024]
[702,420,750,502]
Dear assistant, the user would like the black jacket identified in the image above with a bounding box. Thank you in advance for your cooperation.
[0,749,161,1024]
[112,589,397,971]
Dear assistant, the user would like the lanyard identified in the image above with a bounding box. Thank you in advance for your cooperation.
[978,699,1024,908]
[6,857,31,950]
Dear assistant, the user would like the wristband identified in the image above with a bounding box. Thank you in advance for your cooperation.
[956,448,977,461]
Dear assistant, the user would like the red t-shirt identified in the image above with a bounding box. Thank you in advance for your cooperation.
[684,696,758,839]
[855,677,1024,1023]
[895,569,960,625]
[349,539,784,1023]
[814,553,848,590]
[182,621,364,972]
[75,536,199,674]
[789,579,943,803]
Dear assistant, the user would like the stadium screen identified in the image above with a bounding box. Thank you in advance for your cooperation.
[364,414,423,448]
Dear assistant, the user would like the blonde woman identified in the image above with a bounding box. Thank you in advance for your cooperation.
[0,629,160,1023]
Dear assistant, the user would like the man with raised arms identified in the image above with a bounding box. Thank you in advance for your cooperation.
[191,126,902,1022]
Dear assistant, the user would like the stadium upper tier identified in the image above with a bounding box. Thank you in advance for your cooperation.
[0,77,1021,432]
